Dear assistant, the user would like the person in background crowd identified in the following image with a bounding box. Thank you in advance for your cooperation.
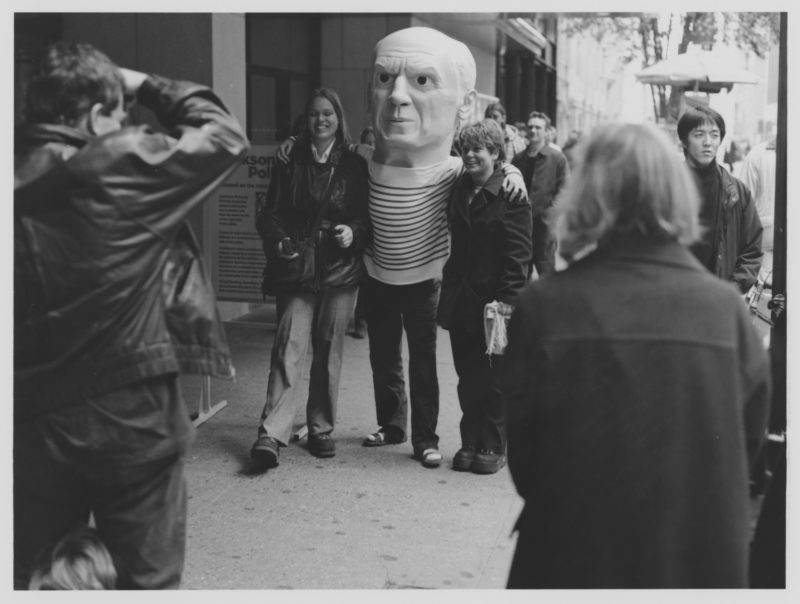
[502,122,770,588]
[347,126,377,339]
[29,528,117,590]
[14,42,248,589]
[512,111,569,278]
[724,137,751,178]
[438,119,531,474]
[485,101,527,161]
[250,88,370,468]
[560,129,583,170]
[547,125,561,151]
[739,136,776,272]
[276,27,526,469]
[678,105,763,294]
[359,125,376,147]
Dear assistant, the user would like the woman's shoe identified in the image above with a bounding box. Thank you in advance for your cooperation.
[452,446,477,471]
[471,450,506,474]
[347,319,368,339]
[308,433,336,458]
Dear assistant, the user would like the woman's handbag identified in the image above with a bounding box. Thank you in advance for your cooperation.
[261,167,336,297]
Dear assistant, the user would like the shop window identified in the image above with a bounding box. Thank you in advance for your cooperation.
[246,14,320,144]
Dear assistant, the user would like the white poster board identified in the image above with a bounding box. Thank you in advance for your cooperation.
[207,144,278,302]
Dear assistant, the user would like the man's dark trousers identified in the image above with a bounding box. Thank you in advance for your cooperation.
[14,376,190,590]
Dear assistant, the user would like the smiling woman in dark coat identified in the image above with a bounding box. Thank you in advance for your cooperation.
[502,122,770,588]
[438,119,532,475]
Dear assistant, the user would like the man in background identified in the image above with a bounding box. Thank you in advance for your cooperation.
[512,111,569,278]
[677,105,762,293]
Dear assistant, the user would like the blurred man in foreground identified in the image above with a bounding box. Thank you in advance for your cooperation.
[14,42,248,588]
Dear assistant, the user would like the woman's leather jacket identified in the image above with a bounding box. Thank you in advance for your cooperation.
[257,142,370,295]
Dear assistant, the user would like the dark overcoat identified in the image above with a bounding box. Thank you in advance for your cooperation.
[502,236,770,588]
[437,168,532,333]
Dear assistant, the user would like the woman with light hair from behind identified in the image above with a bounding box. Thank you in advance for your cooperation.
[554,121,701,265]
[502,121,770,588]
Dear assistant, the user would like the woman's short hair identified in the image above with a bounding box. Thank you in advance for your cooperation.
[554,122,701,263]
[458,119,506,164]
[301,87,351,146]
[24,42,124,127]
[28,528,117,590]
[676,104,726,147]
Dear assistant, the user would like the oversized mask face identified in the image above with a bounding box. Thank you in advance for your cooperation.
[372,28,475,167]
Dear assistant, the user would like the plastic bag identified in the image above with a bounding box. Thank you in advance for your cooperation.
[484,301,512,355]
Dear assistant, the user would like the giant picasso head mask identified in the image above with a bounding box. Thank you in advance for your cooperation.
[371,27,477,168]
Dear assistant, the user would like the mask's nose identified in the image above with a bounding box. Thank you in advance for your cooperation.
[388,74,411,107]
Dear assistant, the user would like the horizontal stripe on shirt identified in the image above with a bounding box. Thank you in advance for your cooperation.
[364,154,463,285]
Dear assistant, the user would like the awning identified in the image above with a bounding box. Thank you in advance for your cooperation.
[495,17,547,56]
[636,50,759,92]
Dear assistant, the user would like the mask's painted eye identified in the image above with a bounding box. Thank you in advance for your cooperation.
[416,76,428,85]
[377,73,391,84]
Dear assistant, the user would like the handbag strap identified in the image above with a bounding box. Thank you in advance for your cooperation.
[308,166,336,236]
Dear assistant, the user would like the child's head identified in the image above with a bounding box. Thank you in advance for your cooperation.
[28,528,117,590]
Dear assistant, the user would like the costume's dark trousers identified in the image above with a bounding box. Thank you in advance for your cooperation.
[14,381,188,589]
[363,277,440,453]
[448,326,506,453]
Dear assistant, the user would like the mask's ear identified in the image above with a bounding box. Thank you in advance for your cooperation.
[456,89,477,130]
[86,102,106,137]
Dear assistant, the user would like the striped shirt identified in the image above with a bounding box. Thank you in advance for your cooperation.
[363,150,464,285]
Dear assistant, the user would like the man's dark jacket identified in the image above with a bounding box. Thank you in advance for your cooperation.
[14,75,250,417]
[689,162,763,293]
[502,236,770,588]
[438,167,532,333]
[511,144,569,218]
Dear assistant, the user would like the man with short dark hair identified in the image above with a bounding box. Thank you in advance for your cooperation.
[677,104,762,293]
[512,111,569,277]
[14,42,249,589]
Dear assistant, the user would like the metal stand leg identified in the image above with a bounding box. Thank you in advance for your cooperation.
[192,376,228,427]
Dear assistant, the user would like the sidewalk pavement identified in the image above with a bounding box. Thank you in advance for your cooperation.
[179,303,522,590]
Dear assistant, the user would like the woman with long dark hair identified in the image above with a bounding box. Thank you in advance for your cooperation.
[250,88,370,469]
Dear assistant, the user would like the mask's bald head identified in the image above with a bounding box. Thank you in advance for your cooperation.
[374,27,476,97]
[371,27,477,167]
